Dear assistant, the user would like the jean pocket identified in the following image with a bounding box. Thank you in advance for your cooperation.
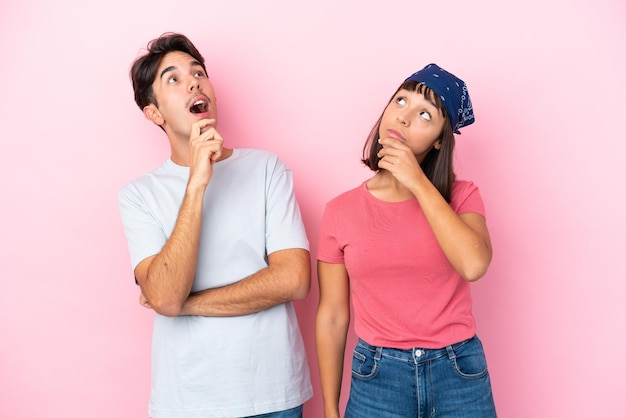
[351,344,379,380]
[449,338,489,380]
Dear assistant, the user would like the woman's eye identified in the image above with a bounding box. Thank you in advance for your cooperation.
[420,111,432,121]
[395,97,406,105]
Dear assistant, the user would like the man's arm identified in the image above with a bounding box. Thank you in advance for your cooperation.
[134,120,224,317]
[179,248,311,316]
[134,184,204,317]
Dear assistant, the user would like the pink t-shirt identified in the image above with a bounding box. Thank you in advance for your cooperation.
[317,180,486,349]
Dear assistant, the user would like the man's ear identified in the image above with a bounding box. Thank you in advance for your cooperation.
[143,104,164,126]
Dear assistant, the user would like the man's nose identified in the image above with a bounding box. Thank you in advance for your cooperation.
[188,78,200,92]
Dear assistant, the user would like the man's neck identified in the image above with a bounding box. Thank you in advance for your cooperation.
[170,147,234,167]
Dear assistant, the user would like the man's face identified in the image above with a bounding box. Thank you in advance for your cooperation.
[144,51,217,140]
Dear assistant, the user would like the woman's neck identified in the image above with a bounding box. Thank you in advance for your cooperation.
[366,171,415,202]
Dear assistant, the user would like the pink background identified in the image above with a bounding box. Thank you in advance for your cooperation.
[1,0,625,416]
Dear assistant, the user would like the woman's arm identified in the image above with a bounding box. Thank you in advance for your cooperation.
[410,181,492,281]
[316,261,351,418]
[378,138,492,281]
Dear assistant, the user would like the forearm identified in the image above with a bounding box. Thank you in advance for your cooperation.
[316,260,351,418]
[179,248,311,316]
[139,185,205,315]
[316,313,349,418]
[409,176,492,281]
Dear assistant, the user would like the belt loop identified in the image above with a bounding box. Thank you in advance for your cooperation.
[374,346,383,362]
[445,344,456,360]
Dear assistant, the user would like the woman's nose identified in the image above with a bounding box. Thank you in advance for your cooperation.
[396,110,410,126]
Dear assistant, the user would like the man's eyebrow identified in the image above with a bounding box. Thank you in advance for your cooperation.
[159,61,204,80]
[159,66,177,80]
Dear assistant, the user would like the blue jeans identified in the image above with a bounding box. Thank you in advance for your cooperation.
[247,404,303,418]
[345,335,497,418]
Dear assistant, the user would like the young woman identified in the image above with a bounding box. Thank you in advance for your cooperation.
[316,64,497,418]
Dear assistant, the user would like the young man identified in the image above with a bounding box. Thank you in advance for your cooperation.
[119,33,312,418]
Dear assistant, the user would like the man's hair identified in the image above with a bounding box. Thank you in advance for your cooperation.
[130,33,206,110]
[361,81,456,202]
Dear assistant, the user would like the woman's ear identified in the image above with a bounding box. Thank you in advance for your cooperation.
[434,140,442,150]
[143,104,164,126]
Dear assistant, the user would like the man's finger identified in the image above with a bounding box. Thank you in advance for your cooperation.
[191,119,216,138]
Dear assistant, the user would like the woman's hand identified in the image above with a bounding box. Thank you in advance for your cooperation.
[376,137,427,189]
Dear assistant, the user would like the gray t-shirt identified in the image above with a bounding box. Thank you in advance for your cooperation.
[119,149,312,417]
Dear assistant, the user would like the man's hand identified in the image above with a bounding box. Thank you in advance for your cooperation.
[188,119,224,189]
[132,120,224,317]
[139,292,153,310]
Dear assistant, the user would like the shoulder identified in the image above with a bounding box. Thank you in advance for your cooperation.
[451,179,485,213]
[325,182,365,210]
[118,160,180,201]
[236,148,274,157]
[451,179,479,198]
[119,162,162,192]
[233,148,287,170]
[236,148,280,162]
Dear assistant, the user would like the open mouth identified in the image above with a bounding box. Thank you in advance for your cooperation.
[189,98,209,114]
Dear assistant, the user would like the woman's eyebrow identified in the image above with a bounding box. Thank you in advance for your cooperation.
[419,92,439,110]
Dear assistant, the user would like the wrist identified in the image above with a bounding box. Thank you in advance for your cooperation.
[185,180,207,196]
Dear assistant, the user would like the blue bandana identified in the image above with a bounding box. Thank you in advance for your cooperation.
[405,63,474,134]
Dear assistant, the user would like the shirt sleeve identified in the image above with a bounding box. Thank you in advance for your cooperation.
[451,181,486,217]
[317,200,345,264]
[118,183,166,270]
[264,157,309,254]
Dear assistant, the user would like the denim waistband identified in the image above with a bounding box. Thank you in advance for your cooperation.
[356,335,477,364]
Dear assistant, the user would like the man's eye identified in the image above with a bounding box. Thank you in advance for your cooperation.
[167,76,177,84]
[420,111,432,121]
[194,71,205,77]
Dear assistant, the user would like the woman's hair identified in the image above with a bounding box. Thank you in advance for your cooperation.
[361,80,456,202]
[130,33,207,110]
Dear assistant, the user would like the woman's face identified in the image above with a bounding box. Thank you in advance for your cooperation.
[379,88,446,162]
